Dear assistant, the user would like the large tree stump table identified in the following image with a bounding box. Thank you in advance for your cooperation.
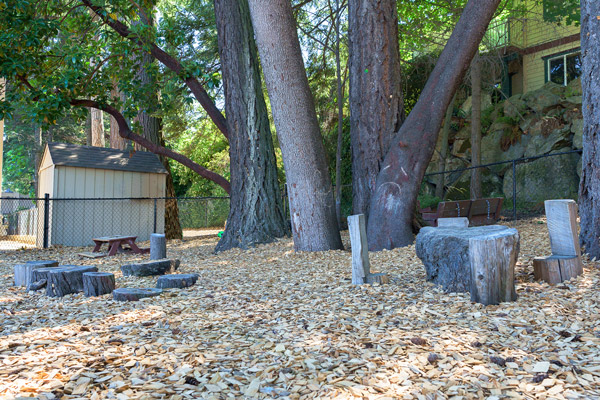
[416,225,520,304]
[92,235,150,256]
[113,288,163,301]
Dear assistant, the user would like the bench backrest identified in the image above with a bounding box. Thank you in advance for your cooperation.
[468,197,503,225]
[438,200,472,218]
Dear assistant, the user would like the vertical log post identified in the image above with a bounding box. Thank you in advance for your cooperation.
[534,200,583,284]
[469,229,519,305]
[150,233,167,260]
[348,214,369,284]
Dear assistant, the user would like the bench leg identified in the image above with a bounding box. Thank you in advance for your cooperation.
[92,242,103,252]
[125,239,145,254]
[108,241,121,256]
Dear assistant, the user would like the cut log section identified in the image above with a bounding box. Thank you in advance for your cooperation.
[156,274,199,289]
[113,288,163,301]
[437,217,469,228]
[121,259,172,277]
[348,214,370,284]
[365,273,389,284]
[533,255,583,285]
[545,199,581,258]
[150,233,167,260]
[14,260,59,287]
[469,229,519,306]
[46,266,99,297]
[83,272,116,297]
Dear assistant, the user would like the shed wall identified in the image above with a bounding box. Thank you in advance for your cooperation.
[49,166,165,246]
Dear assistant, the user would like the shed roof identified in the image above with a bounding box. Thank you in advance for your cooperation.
[44,142,168,174]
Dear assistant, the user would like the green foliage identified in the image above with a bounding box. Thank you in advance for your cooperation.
[540,0,580,26]
[417,193,441,210]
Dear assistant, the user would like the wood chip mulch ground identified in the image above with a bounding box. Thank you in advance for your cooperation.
[1,219,599,399]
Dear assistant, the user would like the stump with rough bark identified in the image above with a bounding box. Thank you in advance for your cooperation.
[28,280,47,291]
[83,272,116,297]
[121,259,172,277]
[533,255,583,285]
[113,288,163,301]
[348,214,370,284]
[150,233,167,260]
[156,274,199,289]
[416,225,519,293]
[14,260,59,287]
[469,229,519,306]
[46,266,99,297]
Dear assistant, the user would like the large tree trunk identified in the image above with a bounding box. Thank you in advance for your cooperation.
[109,84,127,150]
[367,0,500,250]
[470,51,482,199]
[0,78,4,193]
[348,0,404,220]
[90,108,105,147]
[214,0,287,252]
[435,95,455,199]
[134,11,182,240]
[578,0,600,258]
[334,0,344,226]
[247,0,343,251]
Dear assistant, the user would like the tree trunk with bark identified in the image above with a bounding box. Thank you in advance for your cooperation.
[214,0,287,252]
[435,96,455,199]
[470,51,482,199]
[90,108,105,147]
[109,84,127,150]
[348,0,403,220]
[367,0,500,250]
[334,0,344,226]
[578,0,600,258]
[134,12,182,240]
[247,0,343,251]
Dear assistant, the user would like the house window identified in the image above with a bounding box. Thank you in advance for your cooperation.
[546,50,582,86]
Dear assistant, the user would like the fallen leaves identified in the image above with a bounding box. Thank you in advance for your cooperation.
[0,220,599,399]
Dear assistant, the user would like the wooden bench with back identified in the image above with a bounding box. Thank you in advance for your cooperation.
[420,197,504,227]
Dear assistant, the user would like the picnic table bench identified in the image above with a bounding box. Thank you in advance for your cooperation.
[92,235,150,256]
[420,197,504,227]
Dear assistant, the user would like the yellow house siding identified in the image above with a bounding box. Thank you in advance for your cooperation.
[522,41,580,93]
[521,2,579,48]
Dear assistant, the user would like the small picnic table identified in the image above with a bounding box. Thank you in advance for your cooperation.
[92,235,150,256]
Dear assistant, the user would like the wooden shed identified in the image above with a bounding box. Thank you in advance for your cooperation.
[37,142,167,247]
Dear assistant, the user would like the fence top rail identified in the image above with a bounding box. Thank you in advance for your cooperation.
[0,196,231,201]
[424,149,582,177]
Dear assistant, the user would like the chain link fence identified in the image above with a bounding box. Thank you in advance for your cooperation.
[0,150,581,250]
[0,196,230,251]
[421,149,582,220]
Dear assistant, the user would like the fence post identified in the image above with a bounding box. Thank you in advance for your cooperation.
[153,198,157,233]
[512,160,517,221]
[205,199,209,228]
[43,193,50,248]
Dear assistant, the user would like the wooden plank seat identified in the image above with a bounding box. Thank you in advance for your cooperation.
[420,197,503,227]
[92,235,150,256]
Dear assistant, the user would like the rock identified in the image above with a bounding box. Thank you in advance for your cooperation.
[519,114,539,133]
[571,119,583,149]
[524,125,571,157]
[566,77,582,96]
[503,95,527,119]
[460,93,492,114]
[503,151,579,206]
[156,274,199,289]
[113,288,163,302]
[522,85,562,113]
[481,130,529,175]
[415,225,519,293]
[445,169,504,200]
[121,259,172,277]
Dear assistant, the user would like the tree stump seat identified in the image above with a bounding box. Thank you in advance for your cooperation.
[14,260,59,287]
[156,274,199,289]
[121,259,172,277]
[83,272,116,297]
[150,233,167,260]
[113,288,163,301]
[46,266,99,297]
[416,225,519,305]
